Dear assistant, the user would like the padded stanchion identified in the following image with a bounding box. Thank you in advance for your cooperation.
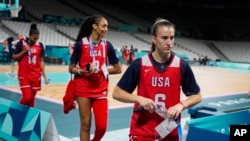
[0,97,60,141]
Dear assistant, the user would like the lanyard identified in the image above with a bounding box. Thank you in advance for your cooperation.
[89,37,107,64]
[177,121,182,141]
[89,37,96,62]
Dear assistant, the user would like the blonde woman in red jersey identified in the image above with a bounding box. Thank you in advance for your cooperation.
[68,15,122,141]
[12,23,49,107]
[113,18,202,141]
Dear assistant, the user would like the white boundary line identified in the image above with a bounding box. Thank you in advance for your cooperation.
[0,86,63,104]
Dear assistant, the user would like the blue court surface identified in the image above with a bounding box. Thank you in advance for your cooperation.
[0,71,249,141]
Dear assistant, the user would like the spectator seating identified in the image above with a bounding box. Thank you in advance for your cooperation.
[20,0,84,20]
[213,41,250,63]
[1,20,74,46]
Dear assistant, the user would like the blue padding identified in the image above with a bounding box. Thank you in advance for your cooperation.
[186,110,250,141]
[0,98,52,141]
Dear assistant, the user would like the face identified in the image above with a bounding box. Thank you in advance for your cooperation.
[93,18,108,38]
[152,25,175,54]
[29,34,39,45]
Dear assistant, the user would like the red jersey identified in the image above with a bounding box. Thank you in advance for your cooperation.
[122,47,129,58]
[130,54,182,138]
[17,41,44,80]
[74,37,108,98]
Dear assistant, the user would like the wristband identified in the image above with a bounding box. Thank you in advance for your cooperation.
[180,102,186,109]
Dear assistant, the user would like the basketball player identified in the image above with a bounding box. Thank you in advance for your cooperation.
[112,18,202,141]
[68,15,122,141]
[12,23,49,107]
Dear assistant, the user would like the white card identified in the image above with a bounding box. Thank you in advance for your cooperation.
[155,119,178,139]
[101,63,108,79]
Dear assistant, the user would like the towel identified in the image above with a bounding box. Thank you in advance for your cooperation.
[63,79,76,114]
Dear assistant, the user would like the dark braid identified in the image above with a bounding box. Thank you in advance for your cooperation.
[76,15,104,42]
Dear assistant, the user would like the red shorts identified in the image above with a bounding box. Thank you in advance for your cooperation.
[18,77,41,91]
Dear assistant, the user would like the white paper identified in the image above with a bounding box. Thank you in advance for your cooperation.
[155,118,178,139]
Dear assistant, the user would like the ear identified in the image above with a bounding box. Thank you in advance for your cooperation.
[152,35,156,44]
[92,23,97,30]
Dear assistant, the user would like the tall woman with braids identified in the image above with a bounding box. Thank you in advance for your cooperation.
[69,15,122,141]
[13,23,49,107]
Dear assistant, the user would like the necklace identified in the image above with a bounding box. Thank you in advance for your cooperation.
[91,35,101,45]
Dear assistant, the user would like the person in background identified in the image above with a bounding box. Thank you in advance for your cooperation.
[121,45,129,65]
[112,18,202,141]
[6,35,24,77]
[5,37,15,76]
[68,15,121,141]
[12,23,49,107]
[129,44,135,64]
[2,39,10,63]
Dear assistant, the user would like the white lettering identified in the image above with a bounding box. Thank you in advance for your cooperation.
[208,98,250,107]
[90,50,102,57]
[208,102,222,107]
[234,129,247,136]
[152,77,170,87]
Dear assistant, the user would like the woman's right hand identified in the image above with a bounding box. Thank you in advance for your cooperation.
[137,96,157,113]
[88,63,98,73]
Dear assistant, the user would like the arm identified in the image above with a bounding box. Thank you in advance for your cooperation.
[181,60,202,107]
[68,41,89,75]
[113,85,158,112]
[40,43,49,84]
[112,59,157,112]
[113,86,139,103]
[180,92,202,109]
[12,41,29,61]
[112,60,138,102]
[41,58,49,84]
[107,41,122,74]
[167,60,202,119]
[108,62,122,74]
